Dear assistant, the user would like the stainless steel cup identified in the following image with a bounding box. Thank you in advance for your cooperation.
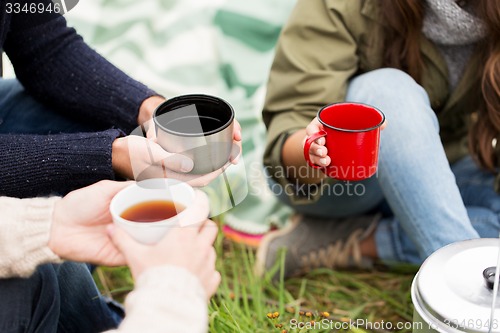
[153,94,234,174]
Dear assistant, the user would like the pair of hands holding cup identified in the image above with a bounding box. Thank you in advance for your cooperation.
[48,94,242,299]
[48,180,221,299]
[112,95,242,187]
[304,103,386,181]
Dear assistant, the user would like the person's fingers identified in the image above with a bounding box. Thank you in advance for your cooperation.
[134,165,169,181]
[181,169,223,187]
[207,245,217,268]
[206,270,221,299]
[229,142,242,165]
[151,228,193,255]
[127,137,158,179]
[202,219,218,230]
[197,220,218,247]
[176,190,209,227]
[308,142,328,158]
[146,126,157,140]
[108,225,144,259]
[139,139,193,173]
[303,136,325,146]
[127,138,194,179]
[305,117,322,136]
[309,154,331,167]
[315,137,326,146]
[143,118,157,140]
[233,120,242,142]
[381,120,387,130]
[99,249,127,267]
[95,180,134,199]
[199,247,218,299]
[171,189,210,231]
[141,118,157,140]
[158,152,194,174]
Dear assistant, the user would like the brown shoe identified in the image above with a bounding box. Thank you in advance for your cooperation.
[255,213,380,280]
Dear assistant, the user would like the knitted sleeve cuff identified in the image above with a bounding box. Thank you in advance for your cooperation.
[0,129,124,198]
[116,266,208,333]
[0,197,62,278]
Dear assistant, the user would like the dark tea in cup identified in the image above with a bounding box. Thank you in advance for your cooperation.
[120,200,185,223]
[110,178,208,244]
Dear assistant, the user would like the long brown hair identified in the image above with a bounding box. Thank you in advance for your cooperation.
[379,0,500,171]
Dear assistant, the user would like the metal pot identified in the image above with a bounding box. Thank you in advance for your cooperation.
[412,238,500,333]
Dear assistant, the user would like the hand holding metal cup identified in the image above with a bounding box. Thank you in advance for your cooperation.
[153,94,239,175]
[122,94,247,220]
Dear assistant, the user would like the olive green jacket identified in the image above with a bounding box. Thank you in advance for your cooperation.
[263,0,483,202]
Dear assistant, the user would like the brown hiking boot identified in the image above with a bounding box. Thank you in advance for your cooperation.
[255,213,380,280]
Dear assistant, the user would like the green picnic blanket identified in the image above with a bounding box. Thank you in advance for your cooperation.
[65,0,296,234]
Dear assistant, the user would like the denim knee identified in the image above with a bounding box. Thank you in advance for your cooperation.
[0,264,60,333]
[348,68,429,103]
[56,262,122,333]
[346,68,439,133]
[0,78,94,135]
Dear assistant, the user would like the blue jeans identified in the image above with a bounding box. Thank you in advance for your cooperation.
[0,78,92,134]
[276,69,500,265]
[0,263,122,333]
[0,79,121,332]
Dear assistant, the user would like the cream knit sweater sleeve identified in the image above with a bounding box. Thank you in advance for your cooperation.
[107,266,208,333]
[0,196,209,333]
[0,196,62,277]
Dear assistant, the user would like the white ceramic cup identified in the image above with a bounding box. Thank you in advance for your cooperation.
[110,178,209,244]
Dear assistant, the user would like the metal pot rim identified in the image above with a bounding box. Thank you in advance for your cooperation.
[412,239,500,333]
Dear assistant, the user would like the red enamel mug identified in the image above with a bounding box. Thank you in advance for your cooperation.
[303,102,385,181]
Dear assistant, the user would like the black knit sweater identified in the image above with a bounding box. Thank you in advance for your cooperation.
[0,0,156,197]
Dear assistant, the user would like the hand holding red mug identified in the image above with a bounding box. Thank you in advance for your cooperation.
[304,117,331,167]
[303,103,386,181]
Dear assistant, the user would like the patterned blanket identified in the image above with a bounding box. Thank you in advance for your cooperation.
[64,0,297,234]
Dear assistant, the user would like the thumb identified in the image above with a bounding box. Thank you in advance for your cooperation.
[148,143,194,173]
[306,117,323,135]
[381,120,388,131]
[161,153,194,174]
[144,118,157,140]
[178,190,210,227]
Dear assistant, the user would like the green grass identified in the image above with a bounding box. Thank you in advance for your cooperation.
[93,226,418,333]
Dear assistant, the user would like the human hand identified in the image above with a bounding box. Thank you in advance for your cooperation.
[112,135,195,180]
[304,117,330,167]
[171,119,243,185]
[148,114,243,163]
[230,119,242,164]
[137,95,165,137]
[108,219,221,299]
[113,117,243,186]
[168,128,242,187]
[303,117,387,167]
[138,94,243,156]
[112,135,242,187]
[48,180,131,266]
